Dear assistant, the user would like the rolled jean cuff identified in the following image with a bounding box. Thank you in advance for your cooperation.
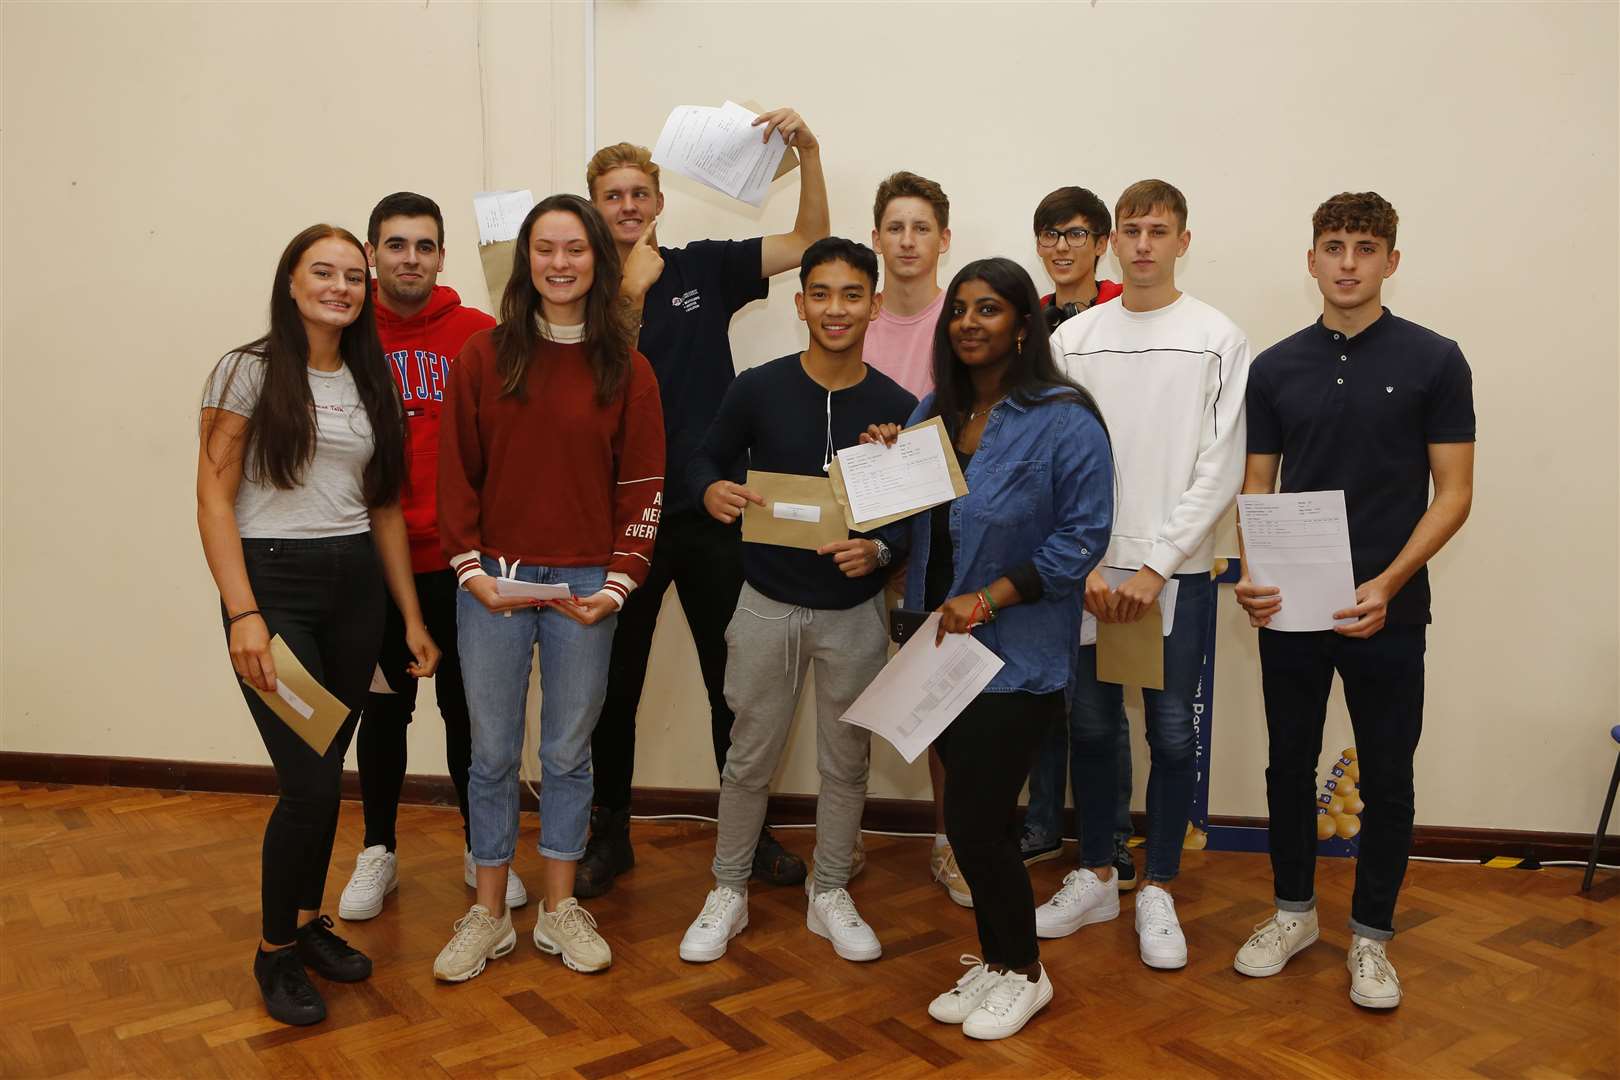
[1275,895,1316,913]
[1348,916,1394,941]
[539,844,585,862]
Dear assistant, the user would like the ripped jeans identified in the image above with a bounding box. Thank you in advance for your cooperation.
[711,583,889,895]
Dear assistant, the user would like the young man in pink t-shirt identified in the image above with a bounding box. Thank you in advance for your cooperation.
[863,172,950,400]
[861,172,971,907]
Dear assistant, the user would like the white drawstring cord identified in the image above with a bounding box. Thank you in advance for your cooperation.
[736,603,815,693]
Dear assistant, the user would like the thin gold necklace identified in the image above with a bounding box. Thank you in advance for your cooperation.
[968,396,1005,422]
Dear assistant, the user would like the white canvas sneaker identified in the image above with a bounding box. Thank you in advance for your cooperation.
[927,955,1002,1024]
[1134,884,1188,969]
[679,887,748,963]
[961,966,1054,1040]
[463,850,529,910]
[432,904,516,982]
[1347,935,1402,1008]
[806,888,881,962]
[1234,908,1320,977]
[338,845,398,921]
[1035,868,1120,938]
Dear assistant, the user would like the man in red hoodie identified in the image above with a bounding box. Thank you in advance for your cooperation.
[335,192,518,922]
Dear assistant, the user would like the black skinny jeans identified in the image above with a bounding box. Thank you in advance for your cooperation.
[591,510,744,812]
[231,534,384,944]
[355,569,471,850]
[1259,625,1426,938]
[937,690,1065,969]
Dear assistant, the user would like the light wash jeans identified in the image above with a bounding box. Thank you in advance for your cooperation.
[460,560,615,864]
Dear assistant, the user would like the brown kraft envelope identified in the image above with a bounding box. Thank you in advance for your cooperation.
[248,635,354,755]
[740,470,849,551]
[1096,602,1166,690]
[827,415,969,532]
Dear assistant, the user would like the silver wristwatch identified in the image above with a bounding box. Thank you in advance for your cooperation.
[871,537,893,568]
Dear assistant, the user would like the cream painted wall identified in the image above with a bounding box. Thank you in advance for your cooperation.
[2,2,1616,836]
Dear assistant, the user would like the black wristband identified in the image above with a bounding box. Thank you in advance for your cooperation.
[227,609,263,625]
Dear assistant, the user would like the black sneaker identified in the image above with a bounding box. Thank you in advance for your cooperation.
[575,805,634,899]
[1020,827,1064,867]
[752,826,807,886]
[1113,837,1138,893]
[295,914,372,982]
[254,945,326,1026]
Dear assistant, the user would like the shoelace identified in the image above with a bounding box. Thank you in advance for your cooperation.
[349,853,390,890]
[695,889,741,930]
[1353,941,1396,985]
[933,850,961,884]
[980,973,1028,1017]
[551,901,599,940]
[1245,915,1289,950]
[950,954,989,992]
[1051,871,1093,908]
[447,907,497,955]
[302,914,352,954]
[817,889,864,928]
[269,950,321,1006]
[1139,891,1178,935]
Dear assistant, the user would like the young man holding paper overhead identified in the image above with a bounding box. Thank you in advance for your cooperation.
[1232,192,1473,1009]
[678,238,915,965]
[579,109,829,898]
[1049,180,1251,971]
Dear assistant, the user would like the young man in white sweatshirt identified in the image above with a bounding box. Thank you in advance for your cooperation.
[1045,179,1250,971]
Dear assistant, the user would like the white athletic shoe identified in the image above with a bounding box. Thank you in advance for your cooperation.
[961,967,1054,1040]
[679,887,748,963]
[432,904,516,982]
[463,850,529,910]
[1347,935,1402,1009]
[1035,868,1120,938]
[338,845,398,921]
[1234,908,1320,977]
[806,888,881,962]
[1134,884,1188,969]
[532,898,612,973]
[927,955,1002,1024]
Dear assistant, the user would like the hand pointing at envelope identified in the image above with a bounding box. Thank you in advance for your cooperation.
[704,480,766,525]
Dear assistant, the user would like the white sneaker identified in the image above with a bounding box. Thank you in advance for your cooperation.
[463,850,529,909]
[1035,868,1120,939]
[533,897,611,972]
[1347,935,1402,1009]
[961,966,1053,1040]
[927,955,1001,1024]
[1234,908,1319,977]
[1134,884,1188,969]
[338,845,398,921]
[432,904,516,982]
[679,887,748,963]
[806,888,881,962]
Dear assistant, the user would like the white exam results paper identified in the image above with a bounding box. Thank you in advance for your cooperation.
[1080,567,1180,646]
[834,424,959,526]
[473,189,535,245]
[839,613,1004,764]
[651,102,788,207]
[1236,490,1357,632]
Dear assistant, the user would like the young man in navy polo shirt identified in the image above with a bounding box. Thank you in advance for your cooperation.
[1232,192,1475,1009]
[578,110,831,898]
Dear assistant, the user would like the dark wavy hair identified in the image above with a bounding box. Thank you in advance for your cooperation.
[204,224,405,506]
[494,194,632,403]
[929,257,1107,441]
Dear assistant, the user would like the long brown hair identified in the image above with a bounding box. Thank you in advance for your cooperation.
[493,194,632,403]
[204,224,405,506]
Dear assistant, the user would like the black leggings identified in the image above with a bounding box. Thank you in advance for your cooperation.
[937,690,1064,969]
[231,534,384,944]
[355,569,471,850]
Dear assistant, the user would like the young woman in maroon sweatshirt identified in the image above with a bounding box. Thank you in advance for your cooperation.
[431,194,664,982]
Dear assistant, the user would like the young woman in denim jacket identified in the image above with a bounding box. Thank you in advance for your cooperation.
[864,257,1112,1040]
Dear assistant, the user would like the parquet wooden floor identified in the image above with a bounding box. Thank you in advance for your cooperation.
[2,781,1616,1079]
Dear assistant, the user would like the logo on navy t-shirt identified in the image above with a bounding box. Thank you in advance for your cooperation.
[671,289,701,313]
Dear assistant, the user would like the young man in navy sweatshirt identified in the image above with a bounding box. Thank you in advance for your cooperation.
[677,238,915,965]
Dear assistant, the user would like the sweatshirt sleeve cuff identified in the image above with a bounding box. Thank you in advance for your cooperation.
[1144,541,1186,581]
[597,571,636,611]
[452,551,486,588]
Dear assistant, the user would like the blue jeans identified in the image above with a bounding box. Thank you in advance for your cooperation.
[1071,572,1213,883]
[1025,707,1132,851]
[460,561,615,864]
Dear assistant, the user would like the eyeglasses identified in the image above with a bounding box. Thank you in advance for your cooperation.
[1037,227,1098,249]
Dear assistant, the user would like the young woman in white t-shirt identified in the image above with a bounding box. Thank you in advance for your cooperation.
[196,224,440,1027]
